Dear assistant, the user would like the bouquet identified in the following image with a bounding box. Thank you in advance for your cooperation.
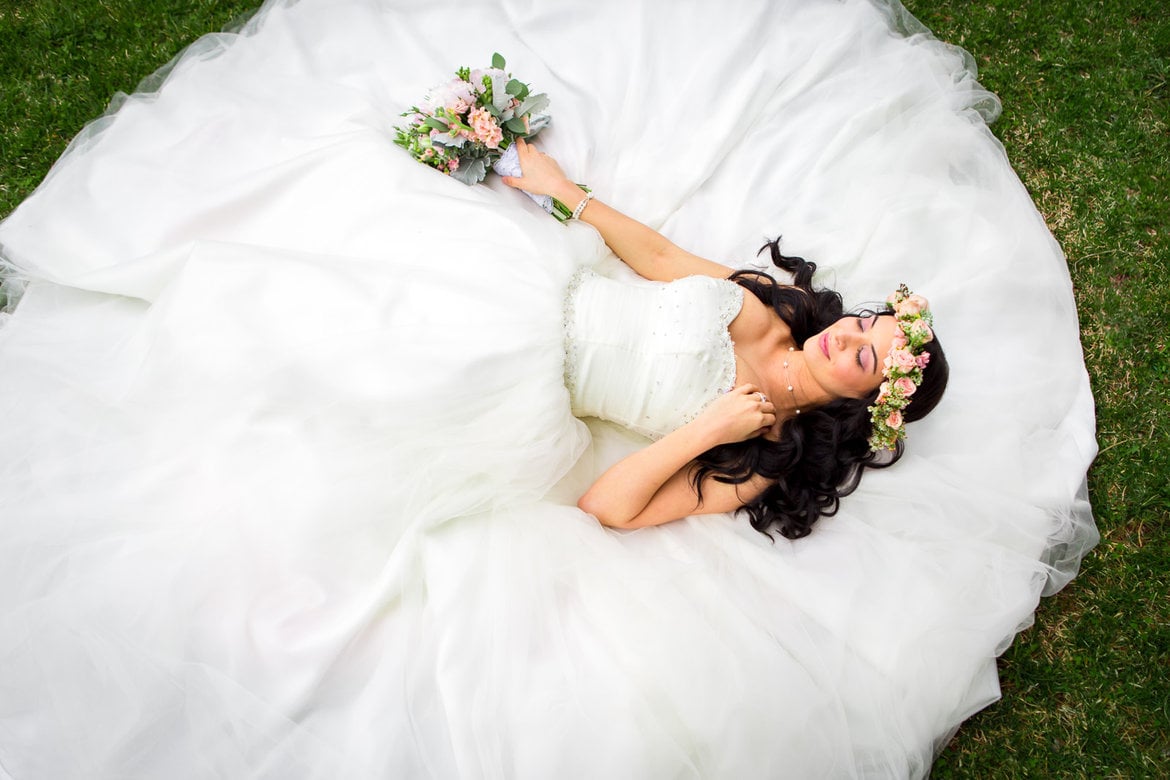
[394,53,583,221]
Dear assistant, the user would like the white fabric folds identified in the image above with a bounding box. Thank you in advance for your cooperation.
[0,0,1097,777]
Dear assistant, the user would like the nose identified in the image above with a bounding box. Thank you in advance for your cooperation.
[832,329,857,351]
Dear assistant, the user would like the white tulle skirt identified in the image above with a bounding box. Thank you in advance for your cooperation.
[0,0,1097,777]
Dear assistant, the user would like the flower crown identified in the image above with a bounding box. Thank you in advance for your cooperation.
[867,284,934,452]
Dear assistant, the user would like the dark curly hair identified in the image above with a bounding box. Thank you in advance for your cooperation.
[691,238,949,540]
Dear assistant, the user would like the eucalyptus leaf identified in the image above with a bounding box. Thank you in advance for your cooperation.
[526,113,551,135]
[490,75,512,111]
[504,117,527,134]
[450,156,487,186]
[505,79,525,97]
[517,93,549,117]
[491,52,506,70]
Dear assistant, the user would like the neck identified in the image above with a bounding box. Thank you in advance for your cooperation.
[768,348,831,416]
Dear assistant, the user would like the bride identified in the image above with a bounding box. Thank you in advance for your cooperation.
[0,0,1096,777]
[506,138,948,537]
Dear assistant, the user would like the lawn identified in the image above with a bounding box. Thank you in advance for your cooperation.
[2,0,1167,776]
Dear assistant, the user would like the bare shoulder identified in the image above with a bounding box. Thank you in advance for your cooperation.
[728,275,796,343]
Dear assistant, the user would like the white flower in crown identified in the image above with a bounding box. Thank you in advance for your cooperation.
[867,284,934,452]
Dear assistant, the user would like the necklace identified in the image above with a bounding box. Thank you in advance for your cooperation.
[782,346,801,415]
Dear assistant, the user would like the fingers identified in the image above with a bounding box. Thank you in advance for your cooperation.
[737,384,775,439]
[503,138,543,192]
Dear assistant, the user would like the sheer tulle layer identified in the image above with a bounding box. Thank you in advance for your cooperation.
[0,0,1095,777]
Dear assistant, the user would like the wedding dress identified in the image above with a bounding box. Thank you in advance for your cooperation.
[0,0,1097,777]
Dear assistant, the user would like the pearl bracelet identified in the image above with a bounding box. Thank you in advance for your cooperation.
[570,191,594,220]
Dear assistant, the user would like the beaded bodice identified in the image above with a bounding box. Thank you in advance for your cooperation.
[563,269,744,439]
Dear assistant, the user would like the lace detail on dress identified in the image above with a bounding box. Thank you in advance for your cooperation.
[675,279,743,429]
[561,266,592,397]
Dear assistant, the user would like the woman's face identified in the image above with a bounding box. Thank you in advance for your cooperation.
[802,314,899,399]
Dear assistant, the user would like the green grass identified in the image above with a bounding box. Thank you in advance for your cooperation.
[1,0,1167,776]
[907,1,1170,776]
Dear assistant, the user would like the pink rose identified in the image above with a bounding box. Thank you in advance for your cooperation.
[894,299,922,318]
[885,410,903,429]
[891,333,909,350]
[876,382,891,404]
[909,319,933,343]
[916,352,931,369]
[895,294,929,318]
[892,348,918,372]
[894,377,917,396]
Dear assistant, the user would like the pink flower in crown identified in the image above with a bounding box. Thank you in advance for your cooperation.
[876,381,891,404]
[886,410,903,429]
[468,107,503,148]
[916,352,931,369]
[895,294,929,318]
[894,376,917,397]
[894,299,921,318]
[892,348,918,372]
[891,332,909,350]
[909,318,934,343]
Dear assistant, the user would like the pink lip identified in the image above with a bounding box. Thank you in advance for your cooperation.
[820,332,829,358]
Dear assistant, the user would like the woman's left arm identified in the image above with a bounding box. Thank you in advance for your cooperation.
[578,385,775,528]
[502,140,731,282]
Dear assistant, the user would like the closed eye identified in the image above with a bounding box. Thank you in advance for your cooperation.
[856,316,877,373]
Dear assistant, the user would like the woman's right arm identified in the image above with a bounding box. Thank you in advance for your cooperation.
[502,139,731,282]
[576,384,776,529]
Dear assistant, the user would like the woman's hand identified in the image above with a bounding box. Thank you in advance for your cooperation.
[692,384,776,446]
[500,139,585,205]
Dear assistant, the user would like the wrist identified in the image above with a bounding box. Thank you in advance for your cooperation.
[677,414,725,452]
[554,183,589,208]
